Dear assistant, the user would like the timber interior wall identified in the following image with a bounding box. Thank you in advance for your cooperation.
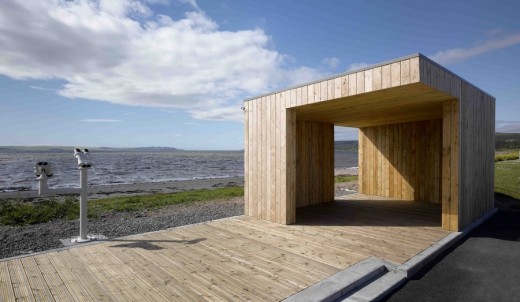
[358,120,442,203]
[244,53,495,231]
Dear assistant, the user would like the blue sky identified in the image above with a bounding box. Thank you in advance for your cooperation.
[0,0,519,150]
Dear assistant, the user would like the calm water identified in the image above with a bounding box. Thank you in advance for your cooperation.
[0,149,358,192]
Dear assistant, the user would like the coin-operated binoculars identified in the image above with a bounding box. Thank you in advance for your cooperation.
[34,161,53,195]
[35,148,101,244]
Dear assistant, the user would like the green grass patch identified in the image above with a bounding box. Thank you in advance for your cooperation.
[495,151,519,162]
[0,197,79,226]
[495,160,520,200]
[88,186,243,217]
[0,187,244,226]
[335,175,358,183]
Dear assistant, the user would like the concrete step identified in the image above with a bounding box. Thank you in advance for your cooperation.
[283,257,394,302]
[339,271,406,302]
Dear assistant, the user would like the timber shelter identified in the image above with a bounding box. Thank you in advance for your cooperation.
[243,53,495,231]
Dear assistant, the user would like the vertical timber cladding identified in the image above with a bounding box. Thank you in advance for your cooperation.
[243,93,296,224]
[358,120,442,203]
[421,58,496,231]
[459,84,495,229]
[296,120,335,208]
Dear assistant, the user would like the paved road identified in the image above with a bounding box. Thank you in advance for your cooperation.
[386,210,520,302]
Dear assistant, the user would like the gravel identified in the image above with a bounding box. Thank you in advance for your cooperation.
[0,198,244,260]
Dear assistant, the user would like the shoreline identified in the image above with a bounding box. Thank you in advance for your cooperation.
[0,168,358,201]
[0,176,245,201]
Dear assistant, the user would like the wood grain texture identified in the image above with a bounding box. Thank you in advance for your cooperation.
[358,120,442,203]
[441,99,459,231]
[296,121,334,207]
[0,197,450,302]
[458,85,495,229]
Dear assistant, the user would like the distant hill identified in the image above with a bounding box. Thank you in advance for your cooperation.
[334,140,358,151]
[120,147,180,152]
[0,146,180,153]
[496,133,520,150]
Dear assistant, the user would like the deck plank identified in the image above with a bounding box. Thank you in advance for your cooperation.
[20,256,54,302]
[33,254,76,302]
[0,261,16,301]
[7,259,35,301]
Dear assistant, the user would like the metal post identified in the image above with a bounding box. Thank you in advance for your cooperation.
[37,173,48,195]
[78,167,89,242]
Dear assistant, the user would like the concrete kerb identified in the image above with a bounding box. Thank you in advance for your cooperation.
[283,257,397,302]
[340,270,407,302]
[396,207,499,278]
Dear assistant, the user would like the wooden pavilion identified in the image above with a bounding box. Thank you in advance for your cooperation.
[243,53,495,231]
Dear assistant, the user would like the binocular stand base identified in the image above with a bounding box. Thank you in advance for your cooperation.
[60,234,107,247]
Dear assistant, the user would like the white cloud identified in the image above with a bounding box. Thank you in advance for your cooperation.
[30,86,56,92]
[189,105,244,121]
[496,120,520,133]
[430,32,520,65]
[347,62,369,72]
[322,57,340,69]
[283,66,329,87]
[178,0,200,11]
[0,0,322,122]
[81,119,122,122]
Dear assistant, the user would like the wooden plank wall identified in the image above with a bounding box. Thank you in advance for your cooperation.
[358,120,442,203]
[296,120,334,208]
[458,86,495,229]
[244,94,296,224]
[441,99,460,231]
[282,57,420,109]
[420,57,496,230]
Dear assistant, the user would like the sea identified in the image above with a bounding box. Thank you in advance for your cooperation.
[0,149,358,192]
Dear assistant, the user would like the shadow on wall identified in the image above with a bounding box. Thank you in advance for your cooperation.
[360,120,443,203]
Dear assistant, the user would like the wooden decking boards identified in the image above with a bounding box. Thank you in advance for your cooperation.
[1,194,451,301]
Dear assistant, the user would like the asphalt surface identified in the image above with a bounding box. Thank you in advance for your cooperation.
[386,209,520,302]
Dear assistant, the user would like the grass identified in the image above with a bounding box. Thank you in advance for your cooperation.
[335,175,358,183]
[0,197,78,226]
[495,151,519,162]
[88,186,243,217]
[0,187,244,227]
[495,160,520,200]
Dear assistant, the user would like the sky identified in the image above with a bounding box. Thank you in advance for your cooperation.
[0,0,519,150]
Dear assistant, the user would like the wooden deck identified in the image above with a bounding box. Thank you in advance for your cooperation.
[0,194,451,301]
